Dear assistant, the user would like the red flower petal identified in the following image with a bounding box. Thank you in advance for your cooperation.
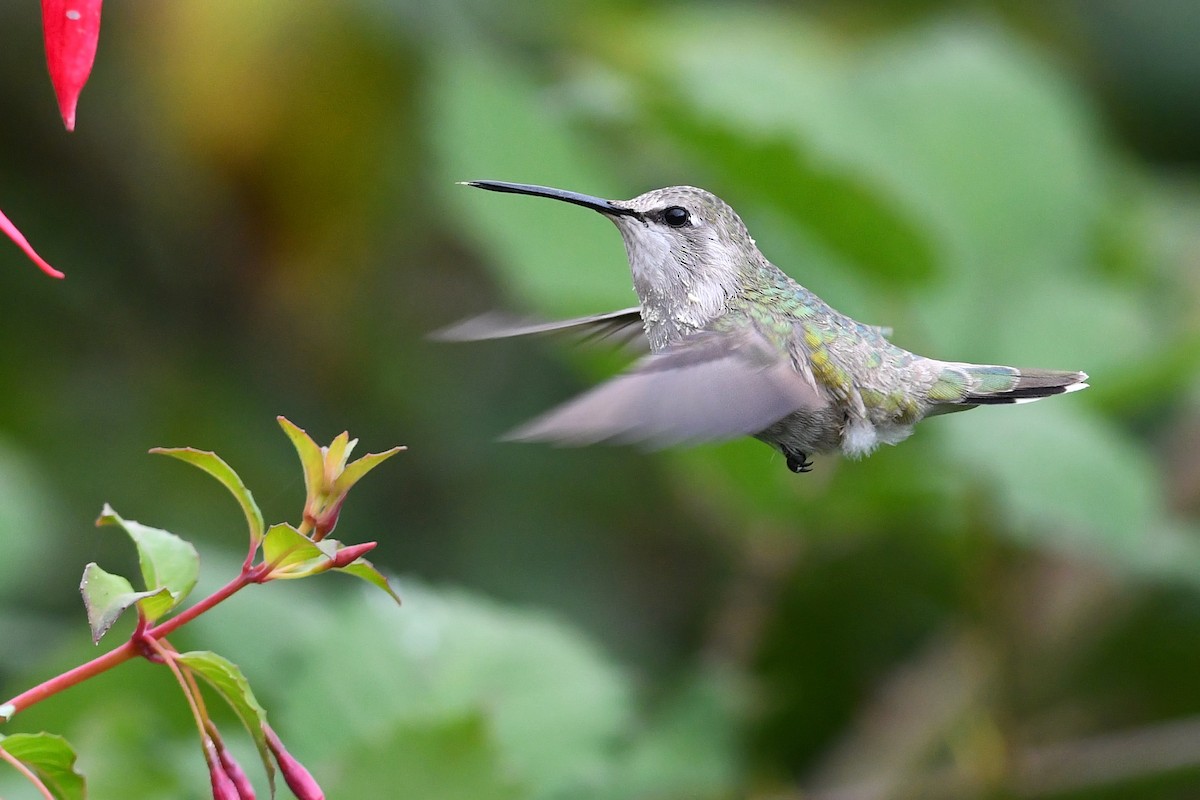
[0,207,64,278]
[42,0,103,131]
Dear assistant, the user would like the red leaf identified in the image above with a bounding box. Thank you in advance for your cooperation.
[0,207,64,278]
[42,0,103,131]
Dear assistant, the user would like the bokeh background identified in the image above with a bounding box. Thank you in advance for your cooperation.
[2,1,1200,797]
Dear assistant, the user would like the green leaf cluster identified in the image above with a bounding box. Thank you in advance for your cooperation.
[197,581,742,800]
[85,505,199,642]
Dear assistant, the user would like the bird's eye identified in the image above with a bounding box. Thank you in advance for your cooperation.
[662,206,691,228]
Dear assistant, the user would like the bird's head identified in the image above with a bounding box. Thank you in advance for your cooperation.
[463,181,759,343]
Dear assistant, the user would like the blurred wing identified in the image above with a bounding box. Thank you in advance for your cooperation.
[506,330,825,447]
[430,307,646,349]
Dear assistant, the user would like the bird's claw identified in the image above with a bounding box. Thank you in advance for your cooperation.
[785,450,813,474]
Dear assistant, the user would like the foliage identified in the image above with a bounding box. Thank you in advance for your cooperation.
[1,1,1199,798]
[1,419,401,797]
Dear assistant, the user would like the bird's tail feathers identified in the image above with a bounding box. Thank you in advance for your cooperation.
[929,364,1088,407]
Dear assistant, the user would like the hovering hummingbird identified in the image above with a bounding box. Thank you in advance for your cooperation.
[437,181,1088,473]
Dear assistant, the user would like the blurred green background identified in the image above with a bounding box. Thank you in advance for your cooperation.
[2,1,1200,798]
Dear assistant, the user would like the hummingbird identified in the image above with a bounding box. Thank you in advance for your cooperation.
[437,181,1088,473]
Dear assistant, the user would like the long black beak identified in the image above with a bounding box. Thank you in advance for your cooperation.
[462,180,641,219]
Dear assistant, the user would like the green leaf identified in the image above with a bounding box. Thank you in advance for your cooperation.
[850,24,1103,277]
[324,431,355,475]
[260,526,399,600]
[79,562,174,641]
[176,651,273,795]
[0,732,86,800]
[333,447,405,496]
[662,13,1097,271]
[96,505,199,609]
[647,105,939,288]
[260,582,634,798]
[430,47,639,317]
[277,417,325,504]
[329,715,523,800]
[0,443,58,607]
[262,523,327,578]
[608,670,742,800]
[336,559,401,605]
[150,447,265,549]
[939,402,1200,581]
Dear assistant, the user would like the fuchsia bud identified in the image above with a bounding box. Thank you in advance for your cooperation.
[41,0,103,131]
[331,541,377,568]
[264,725,324,800]
[204,738,241,800]
[215,741,257,799]
[277,418,404,543]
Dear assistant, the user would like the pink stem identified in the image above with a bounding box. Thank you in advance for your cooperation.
[0,741,56,799]
[1,571,255,721]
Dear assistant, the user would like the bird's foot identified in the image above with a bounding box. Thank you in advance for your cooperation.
[784,449,813,474]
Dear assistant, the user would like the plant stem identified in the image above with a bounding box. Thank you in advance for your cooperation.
[148,638,209,745]
[0,744,56,800]
[0,572,254,722]
[147,570,253,640]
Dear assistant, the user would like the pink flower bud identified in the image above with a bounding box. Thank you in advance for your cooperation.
[41,0,103,131]
[205,739,241,800]
[216,741,257,799]
[331,541,377,568]
[264,725,324,800]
